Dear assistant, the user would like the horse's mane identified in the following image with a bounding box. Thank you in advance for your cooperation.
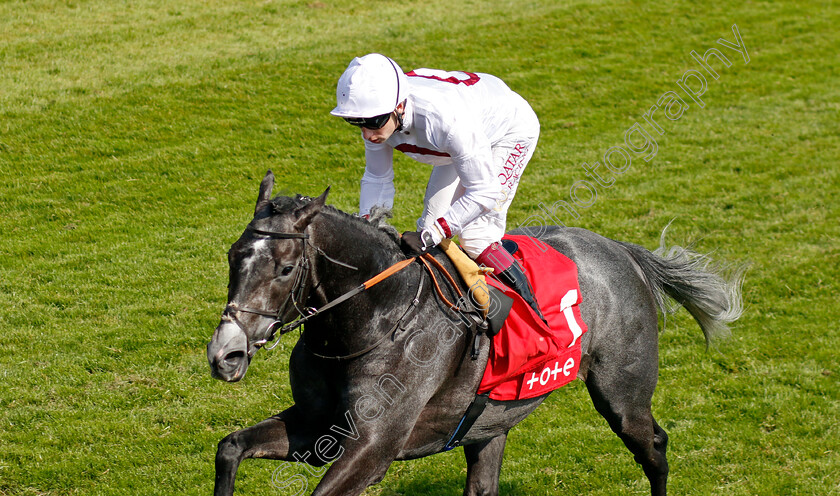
[270,195,402,247]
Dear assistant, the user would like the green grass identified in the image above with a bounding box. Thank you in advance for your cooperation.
[1,0,838,494]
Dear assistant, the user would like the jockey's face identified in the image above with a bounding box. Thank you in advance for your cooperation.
[362,103,404,144]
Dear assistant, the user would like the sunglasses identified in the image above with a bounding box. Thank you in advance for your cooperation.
[343,112,392,130]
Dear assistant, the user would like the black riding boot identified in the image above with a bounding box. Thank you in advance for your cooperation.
[497,260,548,324]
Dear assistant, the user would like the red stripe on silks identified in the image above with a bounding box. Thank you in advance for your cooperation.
[395,144,451,158]
[406,70,481,87]
[436,217,452,238]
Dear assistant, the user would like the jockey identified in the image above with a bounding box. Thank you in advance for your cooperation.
[331,53,546,321]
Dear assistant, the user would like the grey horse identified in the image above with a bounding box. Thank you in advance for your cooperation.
[207,171,745,496]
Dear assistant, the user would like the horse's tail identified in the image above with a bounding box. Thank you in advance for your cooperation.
[618,228,748,347]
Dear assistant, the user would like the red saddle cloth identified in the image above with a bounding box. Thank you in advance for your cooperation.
[478,234,588,401]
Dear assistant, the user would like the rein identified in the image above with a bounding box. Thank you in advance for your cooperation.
[303,270,425,361]
[273,256,417,338]
[301,253,470,361]
[227,224,471,359]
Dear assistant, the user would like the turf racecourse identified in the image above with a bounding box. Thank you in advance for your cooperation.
[1,0,838,494]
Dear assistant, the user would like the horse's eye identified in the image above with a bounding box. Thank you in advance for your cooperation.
[281,265,295,276]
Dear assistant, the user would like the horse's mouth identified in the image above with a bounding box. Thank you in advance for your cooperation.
[208,320,252,382]
[210,350,250,382]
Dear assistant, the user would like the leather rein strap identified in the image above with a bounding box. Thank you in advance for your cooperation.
[303,254,469,361]
[304,270,426,361]
[270,251,465,340]
[275,256,417,338]
[232,223,471,358]
[419,253,466,312]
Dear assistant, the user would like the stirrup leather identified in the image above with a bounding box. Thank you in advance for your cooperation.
[497,260,548,324]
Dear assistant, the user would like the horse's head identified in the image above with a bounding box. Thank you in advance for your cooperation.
[207,170,328,382]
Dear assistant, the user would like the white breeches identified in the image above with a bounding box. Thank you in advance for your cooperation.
[417,118,539,258]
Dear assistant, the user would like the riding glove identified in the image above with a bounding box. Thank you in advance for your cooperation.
[400,228,441,256]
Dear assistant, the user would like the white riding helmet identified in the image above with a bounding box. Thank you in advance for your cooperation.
[330,54,409,118]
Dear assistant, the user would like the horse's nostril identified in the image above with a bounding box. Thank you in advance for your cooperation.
[223,350,246,365]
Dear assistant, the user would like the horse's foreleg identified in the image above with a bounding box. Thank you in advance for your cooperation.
[463,433,508,496]
[306,439,401,496]
[214,405,315,496]
[305,401,435,496]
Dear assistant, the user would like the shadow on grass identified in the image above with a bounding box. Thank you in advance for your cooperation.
[384,477,531,496]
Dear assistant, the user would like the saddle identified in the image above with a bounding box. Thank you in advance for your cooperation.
[439,235,588,450]
[437,239,514,336]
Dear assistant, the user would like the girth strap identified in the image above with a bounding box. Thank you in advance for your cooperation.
[443,392,491,451]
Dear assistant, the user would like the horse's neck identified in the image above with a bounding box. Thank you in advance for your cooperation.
[305,210,415,348]
[310,210,406,293]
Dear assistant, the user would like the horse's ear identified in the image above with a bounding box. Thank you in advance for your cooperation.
[255,170,275,216]
[293,186,330,230]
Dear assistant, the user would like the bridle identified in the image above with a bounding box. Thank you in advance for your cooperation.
[223,223,479,359]
[223,224,358,352]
